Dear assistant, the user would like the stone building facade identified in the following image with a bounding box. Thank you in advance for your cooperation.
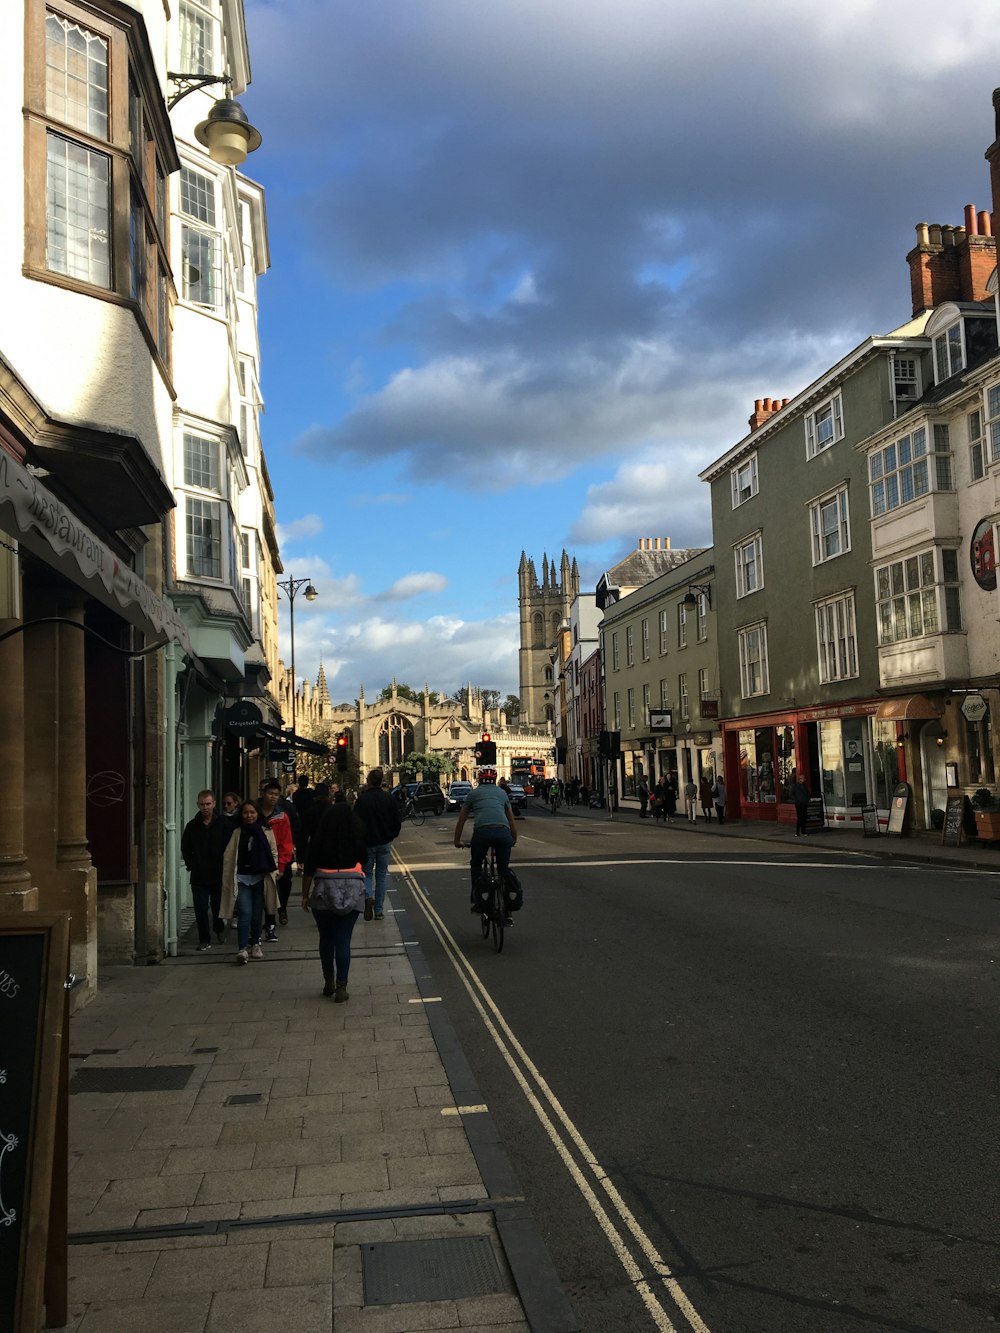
[518,549,578,725]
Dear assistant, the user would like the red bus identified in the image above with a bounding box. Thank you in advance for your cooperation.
[510,756,547,795]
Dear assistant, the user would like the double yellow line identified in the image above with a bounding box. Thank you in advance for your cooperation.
[394,854,713,1333]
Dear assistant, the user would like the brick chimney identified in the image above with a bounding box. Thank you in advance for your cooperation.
[748,396,791,431]
[906,202,996,315]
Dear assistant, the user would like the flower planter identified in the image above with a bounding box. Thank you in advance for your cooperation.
[974,809,1000,841]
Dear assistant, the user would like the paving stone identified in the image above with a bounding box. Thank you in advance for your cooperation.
[75,1293,212,1331]
[253,1135,341,1168]
[103,1172,204,1208]
[134,1206,190,1227]
[332,1301,460,1331]
[266,1092,345,1117]
[226,1221,337,1244]
[382,1107,459,1132]
[161,1144,255,1175]
[342,1088,419,1113]
[238,1192,342,1219]
[67,1246,158,1302]
[219,1116,302,1143]
[204,1282,333,1332]
[332,1218,395,1246]
[195,1167,296,1205]
[424,1128,470,1156]
[454,1294,523,1325]
[294,1159,389,1197]
[70,1149,168,1181]
[135,1122,223,1149]
[302,1111,379,1138]
[378,1067,449,1091]
[264,1236,334,1286]
[146,1239,267,1296]
[376,1051,446,1072]
[389,1153,482,1190]
[340,1129,428,1161]
[270,1076,310,1097]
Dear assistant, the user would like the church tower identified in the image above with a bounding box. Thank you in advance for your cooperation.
[518,549,579,725]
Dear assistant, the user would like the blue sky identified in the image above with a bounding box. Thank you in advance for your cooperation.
[241,0,1000,704]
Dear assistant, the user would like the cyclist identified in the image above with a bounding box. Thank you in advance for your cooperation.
[453,767,517,913]
[548,779,562,815]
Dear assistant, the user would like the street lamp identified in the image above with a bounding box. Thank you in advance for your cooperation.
[682,583,712,610]
[166,74,263,166]
[277,577,318,742]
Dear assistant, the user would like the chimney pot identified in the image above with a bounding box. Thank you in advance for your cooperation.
[955,226,967,244]
[980,210,993,237]
[763,397,772,411]
[929,223,943,246]
[916,222,930,247]
[754,398,763,413]
[965,204,979,235]
[942,225,956,247]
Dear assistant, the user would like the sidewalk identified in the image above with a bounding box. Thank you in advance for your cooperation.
[63,890,575,1333]
[582,795,1000,871]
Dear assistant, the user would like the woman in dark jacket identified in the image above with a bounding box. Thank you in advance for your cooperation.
[221,801,278,964]
[300,802,370,1001]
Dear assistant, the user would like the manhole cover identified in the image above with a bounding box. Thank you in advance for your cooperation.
[69,1065,194,1094]
[362,1236,506,1305]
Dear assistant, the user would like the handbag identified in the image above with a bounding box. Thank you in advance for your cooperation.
[309,866,366,915]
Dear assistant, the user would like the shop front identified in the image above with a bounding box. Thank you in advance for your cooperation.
[722,700,898,828]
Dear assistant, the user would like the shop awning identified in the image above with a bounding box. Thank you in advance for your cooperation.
[0,448,193,656]
[257,723,331,756]
[874,695,942,721]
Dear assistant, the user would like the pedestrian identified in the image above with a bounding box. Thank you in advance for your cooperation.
[683,777,698,821]
[354,767,403,922]
[291,774,315,819]
[220,791,242,829]
[699,776,714,822]
[221,800,277,964]
[180,790,230,950]
[299,782,333,869]
[259,779,295,938]
[301,801,370,1001]
[712,775,727,824]
[662,777,677,824]
[637,776,650,819]
[790,772,810,837]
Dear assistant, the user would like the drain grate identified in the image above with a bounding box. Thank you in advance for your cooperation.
[225,1093,263,1106]
[69,1064,194,1094]
[362,1236,506,1305]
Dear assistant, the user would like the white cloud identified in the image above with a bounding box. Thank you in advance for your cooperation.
[377,572,448,601]
[568,450,711,547]
[275,513,323,545]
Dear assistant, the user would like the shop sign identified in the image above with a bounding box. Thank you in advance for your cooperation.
[691,732,713,746]
[699,699,719,719]
[795,702,879,723]
[223,700,263,734]
[649,710,673,731]
[961,693,987,722]
[970,516,997,591]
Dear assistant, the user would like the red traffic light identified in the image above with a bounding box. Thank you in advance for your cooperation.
[336,734,349,749]
[481,732,491,742]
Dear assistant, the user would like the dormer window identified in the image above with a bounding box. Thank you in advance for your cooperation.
[893,357,920,403]
[933,321,965,382]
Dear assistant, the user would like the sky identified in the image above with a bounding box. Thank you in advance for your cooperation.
[241,0,1000,705]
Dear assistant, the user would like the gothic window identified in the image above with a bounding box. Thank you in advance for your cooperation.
[532,613,544,646]
[377,713,415,767]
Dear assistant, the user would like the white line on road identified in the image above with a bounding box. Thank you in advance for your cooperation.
[395,856,713,1333]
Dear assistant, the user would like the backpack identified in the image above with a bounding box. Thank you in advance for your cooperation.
[502,869,524,913]
[309,869,366,915]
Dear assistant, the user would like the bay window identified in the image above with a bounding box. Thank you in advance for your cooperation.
[875,548,962,644]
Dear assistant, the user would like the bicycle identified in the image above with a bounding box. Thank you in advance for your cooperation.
[548,788,561,816]
[403,798,425,826]
[477,846,505,952]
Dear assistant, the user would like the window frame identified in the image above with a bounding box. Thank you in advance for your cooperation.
[738,622,769,698]
[24,0,178,377]
[625,624,634,667]
[933,321,966,384]
[984,384,1000,468]
[658,608,669,655]
[968,407,985,481]
[678,673,689,721]
[809,485,851,565]
[874,547,963,646]
[814,590,859,684]
[677,601,687,648]
[730,453,758,507]
[805,391,844,458]
[696,591,708,642]
[734,532,763,598]
[640,617,649,661]
[611,631,620,672]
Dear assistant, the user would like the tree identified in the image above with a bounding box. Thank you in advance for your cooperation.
[398,751,454,783]
[502,693,521,720]
[481,688,501,713]
[377,683,445,706]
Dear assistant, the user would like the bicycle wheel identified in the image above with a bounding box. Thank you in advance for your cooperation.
[490,886,504,953]
[410,805,426,826]
[480,908,490,939]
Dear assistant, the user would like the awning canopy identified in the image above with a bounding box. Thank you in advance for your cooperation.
[257,723,331,756]
[874,694,942,721]
[0,448,193,656]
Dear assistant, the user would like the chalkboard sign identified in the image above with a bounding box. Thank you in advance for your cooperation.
[886,782,911,837]
[806,795,826,829]
[941,794,965,847]
[861,805,880,837]
[0,914,70,1332]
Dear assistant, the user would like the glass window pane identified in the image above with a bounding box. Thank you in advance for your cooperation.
[46,135,110,287]
[890,562,904,596]
[907,593,923,637]
[919,551,934,585]
[913,459,929,496]
[46,15,108,138]
[921,588,938,633]
[912,427,927,456]
[942,549,958,582]
[179,167,216,226]
[904,557,919,590]
[876,566,890,599]
[183,434,218,490]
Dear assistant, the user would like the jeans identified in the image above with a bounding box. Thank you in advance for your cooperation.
[364,843,392,915]
[235,879,264,951]
[311,908,359,983]
[266,865,293,929]
[191,882,223,944]
[469,826,513,896]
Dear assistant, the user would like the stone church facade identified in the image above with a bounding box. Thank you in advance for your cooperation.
[518,550,579,725]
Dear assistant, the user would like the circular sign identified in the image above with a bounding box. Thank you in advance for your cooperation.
[970,517,997,591]
[961,693,988,722]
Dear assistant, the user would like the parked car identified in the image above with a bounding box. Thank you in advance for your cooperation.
[506,783,528,815]
[446,781,473,811]
[392,782,446,815]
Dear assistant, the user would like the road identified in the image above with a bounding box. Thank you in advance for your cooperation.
[391,803,999,1333]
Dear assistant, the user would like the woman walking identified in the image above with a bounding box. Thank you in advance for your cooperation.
[301,802,370,1001]
[699,775,715,822]
[221,800,277,964]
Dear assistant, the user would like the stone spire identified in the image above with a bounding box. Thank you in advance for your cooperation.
[315,662,331,711]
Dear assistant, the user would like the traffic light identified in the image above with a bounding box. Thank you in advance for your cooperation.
[476,733,497,765]
[335,733,349,770]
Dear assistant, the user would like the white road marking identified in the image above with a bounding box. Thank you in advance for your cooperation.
[407,996,443,1004]
[441,1104,488,1116]
[395,856,712,1333]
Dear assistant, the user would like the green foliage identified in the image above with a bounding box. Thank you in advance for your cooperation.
[502,693,521,720]
[377,683,445,706]
[972,787,997,811]
[398,750,454,783]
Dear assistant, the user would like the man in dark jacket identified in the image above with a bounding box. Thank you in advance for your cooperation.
[181,790,231,949]
[790,772,811,837]
[354,768,403,922]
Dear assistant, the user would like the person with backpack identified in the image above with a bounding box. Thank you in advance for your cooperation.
[301,801,369,1001]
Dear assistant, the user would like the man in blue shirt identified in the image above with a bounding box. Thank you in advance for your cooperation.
[453,768,517,911]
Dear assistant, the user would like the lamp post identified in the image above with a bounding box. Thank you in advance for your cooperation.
[277,578,318,742]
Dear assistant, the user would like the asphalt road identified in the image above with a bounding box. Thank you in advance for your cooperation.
[392,803,1000,1333]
